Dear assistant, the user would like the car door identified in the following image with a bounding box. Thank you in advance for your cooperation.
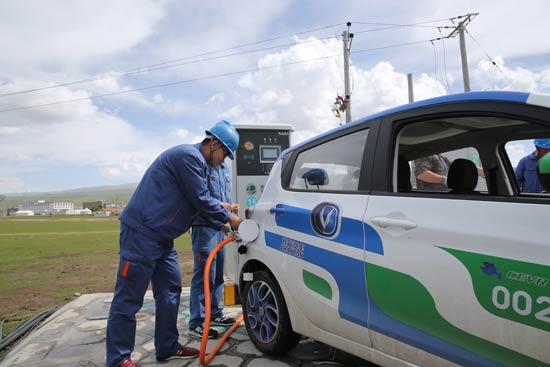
[265,124,377,347]
[363,103,550,367]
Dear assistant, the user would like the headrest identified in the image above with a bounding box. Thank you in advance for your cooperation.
[447,159,478,192]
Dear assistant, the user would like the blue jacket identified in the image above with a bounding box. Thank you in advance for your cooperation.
[514,151,543,193]
[120,143,231,243]
[192,162,232,226]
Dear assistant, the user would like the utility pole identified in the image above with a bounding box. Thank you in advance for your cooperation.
[458,25,470,92]
[444,13,478,92]
[407,73,414,103]
[342,22,353,123]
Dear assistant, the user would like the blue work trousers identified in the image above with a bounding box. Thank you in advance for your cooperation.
[106,224,182,367]
[189,226,225,329]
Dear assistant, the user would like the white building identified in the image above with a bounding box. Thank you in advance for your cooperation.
[19,201,74,215]
[15,210,34,216]
[66,208,92,215]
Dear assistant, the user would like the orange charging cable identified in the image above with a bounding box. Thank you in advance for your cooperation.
[199,235,244,365]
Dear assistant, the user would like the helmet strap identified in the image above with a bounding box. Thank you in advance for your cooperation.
[207,139,222,165]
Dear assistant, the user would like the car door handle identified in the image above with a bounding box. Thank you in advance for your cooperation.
[370,217,417,230]
[269,207,286,215]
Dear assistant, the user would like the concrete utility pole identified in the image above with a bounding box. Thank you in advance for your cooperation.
[342,22,353,123]
[445,13,478,92]
[407,73,414,103]
[458,25,470,92]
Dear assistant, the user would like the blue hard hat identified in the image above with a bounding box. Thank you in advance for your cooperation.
[205,120,239,160]
[534,138,550,149]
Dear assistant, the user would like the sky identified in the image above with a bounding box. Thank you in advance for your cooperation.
[1,0,549,194]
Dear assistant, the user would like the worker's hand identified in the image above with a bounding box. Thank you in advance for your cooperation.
[229,214,243,230]
[231,204,240,214]
[219,223,230,233]
[220,202,232,211]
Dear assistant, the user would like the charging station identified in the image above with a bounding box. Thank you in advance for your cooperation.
[224,124,293,297]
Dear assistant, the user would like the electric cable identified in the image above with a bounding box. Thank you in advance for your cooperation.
[0,37,444,114]
[199,235,243,366]
[353,17,455,34]
[464,28,502,73]
[0,23,345,98]
[0,308,58,352]
[439,28,452,94]
[430,40,444,96]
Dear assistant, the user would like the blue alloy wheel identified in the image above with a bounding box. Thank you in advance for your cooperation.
[246,280,279,343]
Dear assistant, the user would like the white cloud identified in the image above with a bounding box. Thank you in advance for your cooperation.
[0,1,167,77]
[505,140,531,168]
[472,56,550,93]
[207,93,225,104]
[176,128,190,138]
[224,37,444,143]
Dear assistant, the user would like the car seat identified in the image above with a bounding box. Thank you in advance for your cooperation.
[447,158,479,194]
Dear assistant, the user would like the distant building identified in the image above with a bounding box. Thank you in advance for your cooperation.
[19,200,74,215]
[66,208,92,215]
[15,210,34,216]
[7,208,19,216]
[93,210,111,217]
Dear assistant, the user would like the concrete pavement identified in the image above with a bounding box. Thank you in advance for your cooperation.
[0,288,374,367]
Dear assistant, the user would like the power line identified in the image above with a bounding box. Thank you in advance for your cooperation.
[0,37,441,114]
[353,18,453,33]
[430,40,444,96]
[0,23,345,99]
[464,28,502,73]
[439,29,452,94]
[0,17,455,99]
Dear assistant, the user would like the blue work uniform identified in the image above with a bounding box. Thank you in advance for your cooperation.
[189,163,232,329]
[106,143,231,367]
[515,151,543,193]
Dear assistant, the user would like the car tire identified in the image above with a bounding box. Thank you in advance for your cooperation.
[242,270,301,355]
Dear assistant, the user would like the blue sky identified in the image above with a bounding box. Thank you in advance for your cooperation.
[1,0,549,193]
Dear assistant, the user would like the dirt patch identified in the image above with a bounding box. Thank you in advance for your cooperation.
[0,249,195,326]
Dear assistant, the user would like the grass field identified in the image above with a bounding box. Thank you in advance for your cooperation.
[0,215,194,338]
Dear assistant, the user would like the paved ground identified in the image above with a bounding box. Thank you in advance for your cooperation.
[0,288,374,367]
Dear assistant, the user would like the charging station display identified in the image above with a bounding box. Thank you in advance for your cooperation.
[232,126,292,211]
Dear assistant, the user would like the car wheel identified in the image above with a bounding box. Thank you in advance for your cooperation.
[243,270,301,354]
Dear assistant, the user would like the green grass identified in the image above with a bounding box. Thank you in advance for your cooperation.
[0,215,192,338]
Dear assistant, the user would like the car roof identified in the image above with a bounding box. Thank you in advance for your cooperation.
[280,91,550,158]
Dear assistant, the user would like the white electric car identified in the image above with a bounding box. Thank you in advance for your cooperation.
[236,91,550,367]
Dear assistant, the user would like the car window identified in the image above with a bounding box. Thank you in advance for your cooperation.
[393,115,545,196]
[289,129,368,191]
[505,139,550,194]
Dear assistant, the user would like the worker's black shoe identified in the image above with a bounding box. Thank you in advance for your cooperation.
[188,325,218,339]
[211,315,236,326]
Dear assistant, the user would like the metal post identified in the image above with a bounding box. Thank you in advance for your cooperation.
[459,25,471,92]
[407,73,414,103]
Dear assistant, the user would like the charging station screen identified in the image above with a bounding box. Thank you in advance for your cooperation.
[260,146,280,162]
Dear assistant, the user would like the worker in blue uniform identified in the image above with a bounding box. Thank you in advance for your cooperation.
[188,122,240,339]
[515,138,550,192]
[106,121,242,367]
